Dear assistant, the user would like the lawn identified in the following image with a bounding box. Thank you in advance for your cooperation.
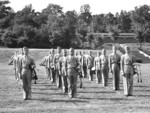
[0,48,150,113]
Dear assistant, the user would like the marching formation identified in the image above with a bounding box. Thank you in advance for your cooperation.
[9,46,137,101]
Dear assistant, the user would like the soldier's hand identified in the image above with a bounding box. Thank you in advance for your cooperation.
[59,71,61,75]
[121,70,125,76]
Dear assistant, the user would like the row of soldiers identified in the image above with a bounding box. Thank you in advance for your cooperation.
[9,47,36,100]
[9,45,135,100]
[8,48,24,81]
[39,46,135,98]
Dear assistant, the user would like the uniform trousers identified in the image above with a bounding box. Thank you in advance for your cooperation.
[48,67,56,82]
[82,66,87,78]
[95,69,101,83]
[21,68,32,100]
[101,66,109,86]
[45,67,49,78]
[61,69,68,93]
[55,66,62,88]
[123,65,134,95]
[87,68,93,81]
[112,64,120,90]
[67,68,78,98]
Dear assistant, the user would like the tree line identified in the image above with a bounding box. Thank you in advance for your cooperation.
[0,0,150,48]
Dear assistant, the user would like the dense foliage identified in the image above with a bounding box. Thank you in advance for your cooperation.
[0,1,150,48]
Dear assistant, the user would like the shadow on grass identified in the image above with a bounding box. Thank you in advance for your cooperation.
[134,85,150,88]
[32,83,55,87]
[32,87,57,90]
[78,97,133,101]
[137,95,150,97]
[31,98,88,103]
[134,89,150,92]
[78,91,116,94]
[32,91,63,95]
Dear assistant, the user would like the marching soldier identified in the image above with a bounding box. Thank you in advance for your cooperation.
[39,52,49,78]
[86,51,94,81]
[59,49,68,93]
[82,51,87,78]
[48,48,55,83]
[16,48,24,81]
[18,47,35,100]
[66,48,79,98]
[76,51,83,88]
[109,46,121,90]
[8,51,18,80]
[94,52,101,84]
[121,46,134,96]
[54,47,62,88]
[100,49,109,86]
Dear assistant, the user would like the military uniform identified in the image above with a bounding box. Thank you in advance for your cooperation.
[86,55,94,81]
[39,56,49,78]
[47,53,55,83]
[54,53,62,88]
[76,54,83,88]
[81,55,87,78]
[121,53,134,96]
[66,55,78,98]
[94,56,101,83]
[100,54,109,86]
[109,53,121,90]
[59,56,68,93]
[16,54,23,81]
[18,55,35,100]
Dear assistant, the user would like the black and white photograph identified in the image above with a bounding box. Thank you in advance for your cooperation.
[1,0,150,112]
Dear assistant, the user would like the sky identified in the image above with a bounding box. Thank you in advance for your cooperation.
[8,0,150,14]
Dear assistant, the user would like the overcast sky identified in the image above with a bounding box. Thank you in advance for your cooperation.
[8,0,150,14]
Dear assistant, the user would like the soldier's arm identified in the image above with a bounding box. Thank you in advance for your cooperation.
[8,56,14,65]
[99,56,102,68]
[53,55,56,69]
[120,55,124,75]
[39,57,46,66]
[64,57,68,76]
[94,58,96,68]
[18,57,22,79]
[58,58,62,74]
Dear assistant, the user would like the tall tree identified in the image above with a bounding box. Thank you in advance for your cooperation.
[0,0,14,31]
[135,30,144,48]
[117,10,132,32]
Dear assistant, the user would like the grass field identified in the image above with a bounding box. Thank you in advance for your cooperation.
[1,48,150,113]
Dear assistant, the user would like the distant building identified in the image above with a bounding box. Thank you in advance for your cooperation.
[87,33,138,43]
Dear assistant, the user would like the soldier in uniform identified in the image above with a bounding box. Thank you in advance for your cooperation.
[100,49,109,86]
[109,46,121,90]
[59,49,68,93]
[94,52,101,84]
[82,51,87,78]
[39,52,49,78]
[76,51,83,88]
[48,48,55,83]
[66,48,79,98]
[18,47,35,100]
[121,46,134,96]
[16,48,24,81]
[86,51,94,81]
[54,47,62,88]
[8,51,18,80]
